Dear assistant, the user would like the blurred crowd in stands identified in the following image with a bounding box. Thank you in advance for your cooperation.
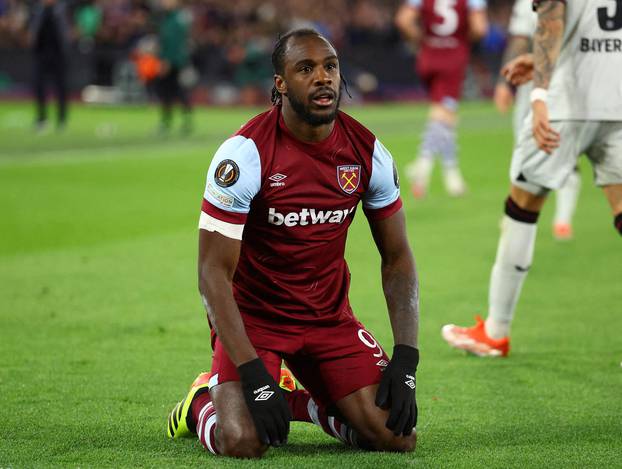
[0,0,513,104]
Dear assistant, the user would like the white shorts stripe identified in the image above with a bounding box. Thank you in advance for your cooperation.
[199,212,244,240]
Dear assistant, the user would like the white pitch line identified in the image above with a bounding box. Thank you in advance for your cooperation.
[0,140,217,168]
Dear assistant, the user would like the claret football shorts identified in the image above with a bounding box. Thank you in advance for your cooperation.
[417,52,468,105]
[209,314,389,408]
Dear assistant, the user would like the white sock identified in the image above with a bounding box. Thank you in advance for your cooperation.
[554,169,581,226]
[406,155,434,186]
[486,215,538,339]
[197,401,219,455]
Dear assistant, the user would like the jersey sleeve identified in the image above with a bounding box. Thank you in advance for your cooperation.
[467,0,487,10]
[508,0,536,37]
[363,139,403,221]
[199,135,261,240]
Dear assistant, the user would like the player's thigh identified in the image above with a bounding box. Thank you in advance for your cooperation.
[511,120,591,195]
[208,334,283,387]
[335,384,416,452]
[434,65,465,112]
[286,319,387,409]
[290,319,415,452]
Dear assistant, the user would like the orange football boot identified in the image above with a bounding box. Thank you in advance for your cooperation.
[441,315,510,357]
[553,223,573,241]
[279,367,297,392]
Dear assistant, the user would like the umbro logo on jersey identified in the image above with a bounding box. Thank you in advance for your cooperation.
[215,159,239,188]
[376,359,389,368]
[337,165,361,194]
[404,375,416,390]
[269,173,287,187]
[268,206,355,227]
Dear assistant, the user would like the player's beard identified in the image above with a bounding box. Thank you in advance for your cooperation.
[286,87,341,127]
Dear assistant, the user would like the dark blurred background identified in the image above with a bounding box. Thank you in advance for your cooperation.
[0,0,513,105]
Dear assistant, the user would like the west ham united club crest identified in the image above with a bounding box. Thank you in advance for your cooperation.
[337,165,361,194]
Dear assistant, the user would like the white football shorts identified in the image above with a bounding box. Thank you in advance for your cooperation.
[511,118,622,195]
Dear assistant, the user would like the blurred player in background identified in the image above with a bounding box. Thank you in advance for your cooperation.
[29,0,70,132]
[395,0,488,198]
[443,0,622,357]
[494,0,581,240]
[157,0,192,135]
[166,29,421,458]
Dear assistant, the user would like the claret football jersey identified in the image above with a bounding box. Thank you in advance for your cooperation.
[199,106,402,325]
[406,0,487,53]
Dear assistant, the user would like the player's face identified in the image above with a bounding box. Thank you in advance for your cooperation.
[281,36,341,126]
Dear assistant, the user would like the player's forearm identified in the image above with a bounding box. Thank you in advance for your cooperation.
[395,6,421,45]
[199,272,258,366]
[498,35,531,84]
[533,0,566,90]
[381,255,420,349]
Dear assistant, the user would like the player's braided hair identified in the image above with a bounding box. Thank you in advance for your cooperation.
[270,28,351,106]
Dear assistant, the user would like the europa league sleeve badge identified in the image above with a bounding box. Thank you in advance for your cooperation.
[214,159,240,188]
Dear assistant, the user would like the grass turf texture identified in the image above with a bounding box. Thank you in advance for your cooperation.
[1,101,620,468]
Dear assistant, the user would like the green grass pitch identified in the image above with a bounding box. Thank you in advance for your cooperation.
[1,101,621,468]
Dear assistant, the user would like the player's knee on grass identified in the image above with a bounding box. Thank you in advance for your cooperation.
[342,398,416,452]
[374,427,417,453]
[211,382,267,458]
[215,421,266,458]
[356,411,417,452]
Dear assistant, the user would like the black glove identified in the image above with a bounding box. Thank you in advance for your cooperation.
[375,344,419,436]
[238,358,291,447]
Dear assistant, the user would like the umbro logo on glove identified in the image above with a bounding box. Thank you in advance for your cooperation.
[238,358,292,446]
[253,385,275,401]
[375,344,419,436]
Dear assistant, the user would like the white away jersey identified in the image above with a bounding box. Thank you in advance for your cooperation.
[509,0,536,37]
[543,1,622,120]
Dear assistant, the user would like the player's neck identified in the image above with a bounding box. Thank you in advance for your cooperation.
[280,104,335,143]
